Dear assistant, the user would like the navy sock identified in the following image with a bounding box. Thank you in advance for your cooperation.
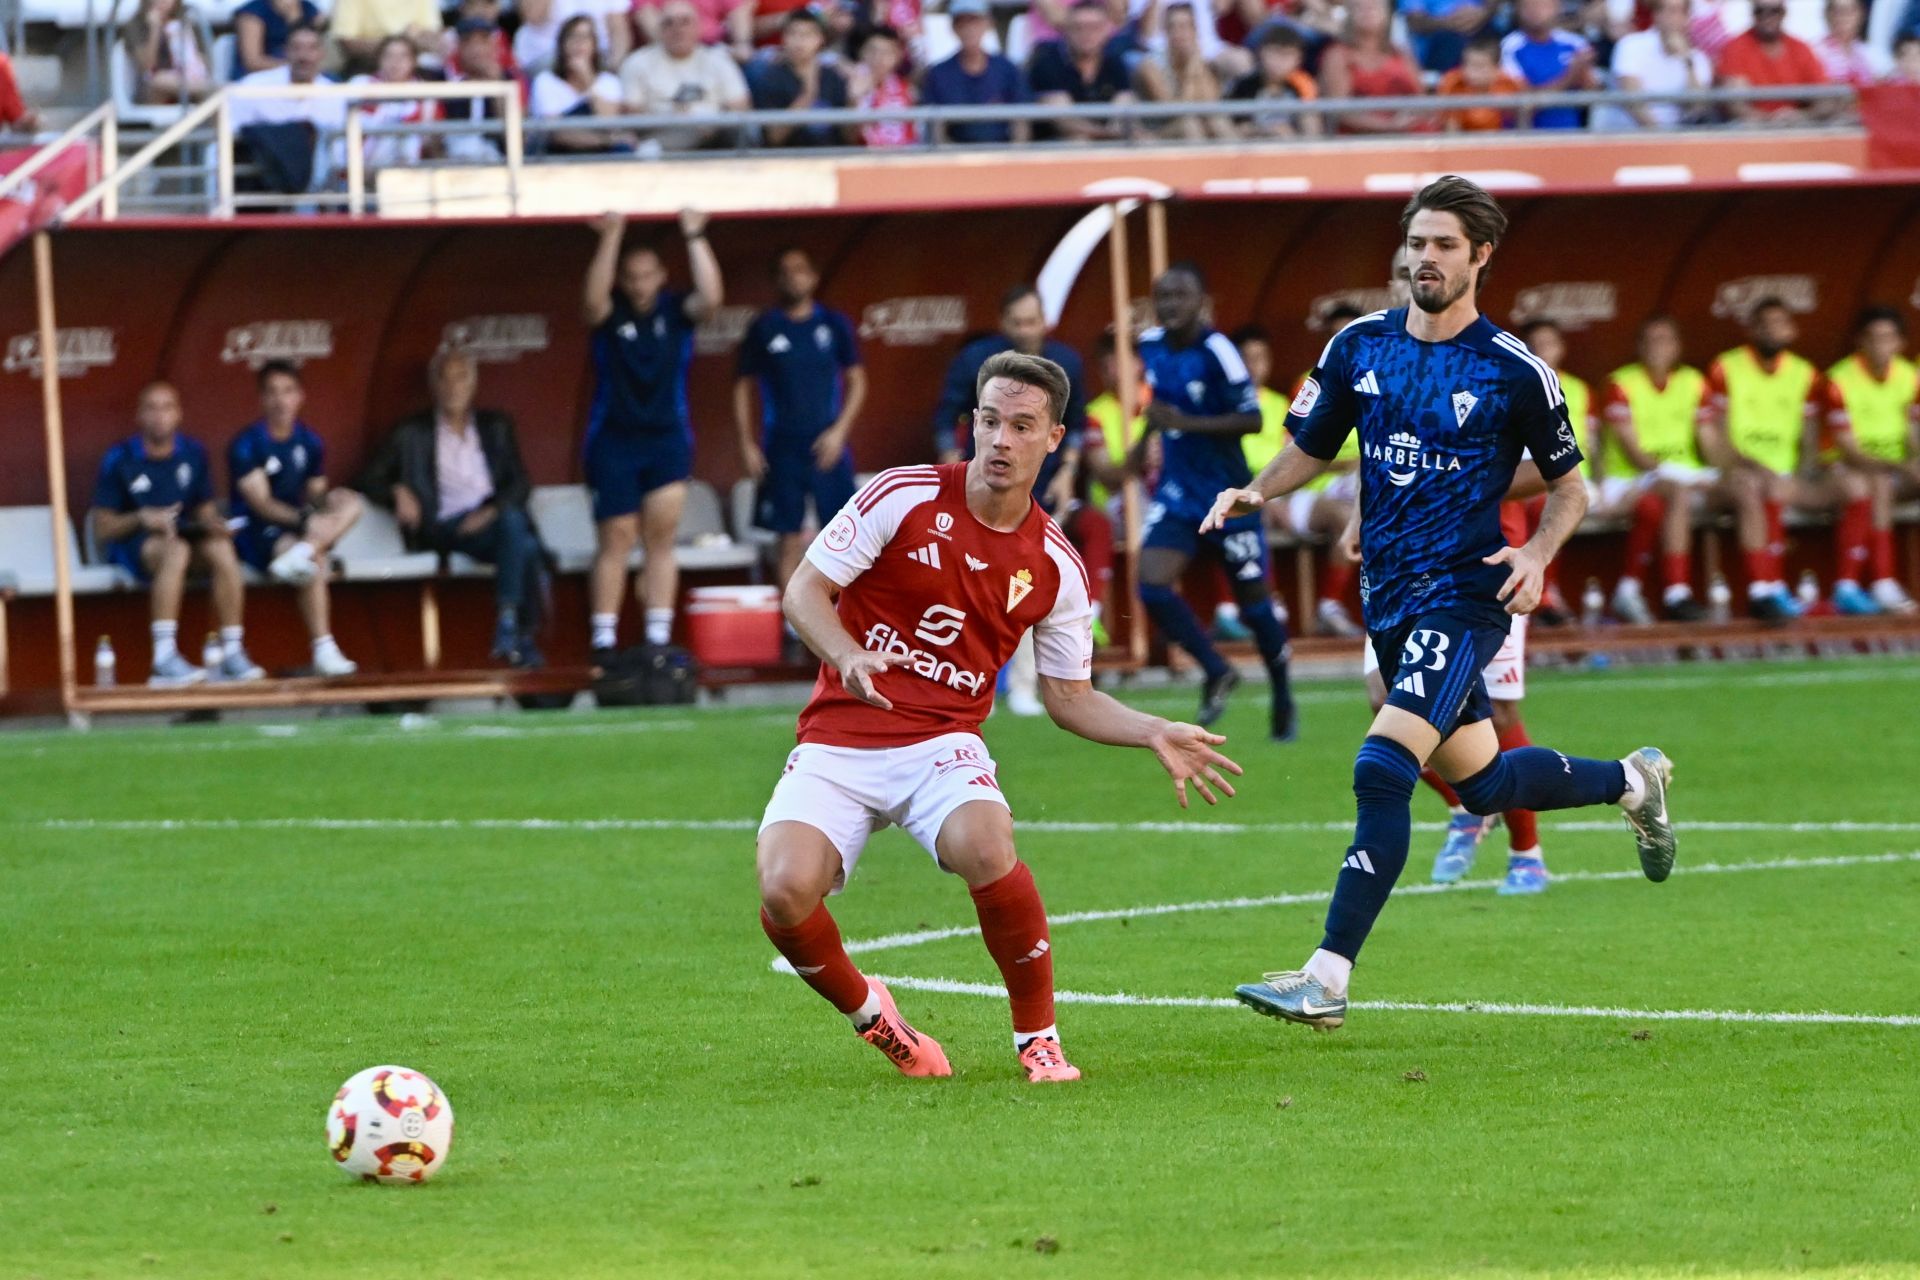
[1454,747,1627,816]
[1139,582,1229,681]
[1319,736,1421,961]
[1237,594,1293,703]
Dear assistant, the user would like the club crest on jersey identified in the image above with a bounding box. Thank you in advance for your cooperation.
[1369,430,1462,488]
[176,463,193,488]
[1007,568,1033,612]
[1290,376,1320,417]
[935,512,954,535]
[1452,389,1478,426]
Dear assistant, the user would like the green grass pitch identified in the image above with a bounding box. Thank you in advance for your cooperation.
[4,657,1919,1279]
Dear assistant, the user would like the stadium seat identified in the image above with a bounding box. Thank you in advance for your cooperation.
[211,32,238,86]
[728,477,779,560]
[527,484,641,573]
[678,479,758,572]
[1004,13,1033,66]
[330,504,441,582]
[0,506,136,596]
[111,42,192,130]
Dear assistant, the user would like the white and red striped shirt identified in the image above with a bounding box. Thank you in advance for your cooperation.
[797,462,1094,749]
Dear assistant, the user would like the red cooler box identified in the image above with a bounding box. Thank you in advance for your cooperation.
[685,586,784,666]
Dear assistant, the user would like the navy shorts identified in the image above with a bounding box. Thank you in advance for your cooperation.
[1141,502,1270,586]
[105,535,153,585]
[233,522,289,573]
[585,428,694,522]
[755,444,855,535]
[1369,609,1510,735]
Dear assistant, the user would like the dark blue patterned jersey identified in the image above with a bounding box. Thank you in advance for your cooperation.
[1288,308,1582,631]
[1137,325,1261,523]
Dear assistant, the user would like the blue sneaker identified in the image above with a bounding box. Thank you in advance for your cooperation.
[1431,811,1491,883]
[1234,970,1346,1030]
[1832,581,1882,616]
[1498,854,1549,895]
[1211,611,1253,643]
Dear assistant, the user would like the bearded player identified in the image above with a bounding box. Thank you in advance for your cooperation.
[757,351,1242,1081]
[1205,176,1677,1030]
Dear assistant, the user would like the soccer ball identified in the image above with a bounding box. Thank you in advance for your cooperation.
[326,1065,454,1184]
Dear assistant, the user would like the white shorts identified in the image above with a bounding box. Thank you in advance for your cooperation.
[1363,613,1527,701]
[1590,474,1652,511]
[758,731,1010,892]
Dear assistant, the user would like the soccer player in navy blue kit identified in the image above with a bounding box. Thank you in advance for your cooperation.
[582,208,724,658]
[1134,265,1295,738]
[88,382,261,686]
[733,247,867,593]
[1206,177,1678,1029]
[227,361,363,677]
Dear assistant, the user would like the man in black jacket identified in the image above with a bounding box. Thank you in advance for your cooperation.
[358,350,546,666]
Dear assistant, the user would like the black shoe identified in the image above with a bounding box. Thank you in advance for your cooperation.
[489,618,521,665]
[1270,694,1297,743]
[591,643,617,671]
[1664,595,1708,623]
[1534,585,1572,628]
[1750,593,1794,627]
[1198,667,1240,727]
[513,637,546,670]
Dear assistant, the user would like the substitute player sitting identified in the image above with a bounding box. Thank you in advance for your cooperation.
[1205,176,1677,1031]
[1824,306,1919,614]
[756,352,1241,1082]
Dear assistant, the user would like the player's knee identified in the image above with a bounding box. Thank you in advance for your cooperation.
[331,488,364,521]
[1351,736,1420,805]
[757,858,828,926]
[1453,754,1514,816]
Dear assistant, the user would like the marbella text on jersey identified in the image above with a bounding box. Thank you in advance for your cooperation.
[1365,430,1465,486]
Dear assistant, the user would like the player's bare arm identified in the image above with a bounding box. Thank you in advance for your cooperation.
[582,212,623,327]
[782,559,912,710]
[680,208,724,322]
[237,468,306,529]
[1199,441,1332,532]
[1505,458,1547,501]
[1037,674,1243,808]
[1486,467,1587,614]
[1144,399,1262,438]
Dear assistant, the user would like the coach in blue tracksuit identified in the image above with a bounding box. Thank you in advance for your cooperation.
[581,208,724,658]
[733,247,866,592]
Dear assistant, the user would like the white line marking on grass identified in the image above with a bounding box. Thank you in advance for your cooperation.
[0,718,703,757]
[854,974,1920,1027]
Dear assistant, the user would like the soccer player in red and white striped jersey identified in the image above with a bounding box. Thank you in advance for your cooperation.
[757,351,1242,1083]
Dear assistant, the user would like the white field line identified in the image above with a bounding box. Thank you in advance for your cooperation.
[855,974,1920,1028]
[830,849,1920,955]
[27,817,1920,837]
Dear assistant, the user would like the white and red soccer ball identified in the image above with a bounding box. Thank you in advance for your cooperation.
[326,1066,454,1184]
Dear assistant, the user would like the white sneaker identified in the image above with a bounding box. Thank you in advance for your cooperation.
[1315,598,1362,637]
[1004,689,1045,717]
[148,651,207,687]
[1871,578,1918,615]
[313,644,359,677]
[268,540,319,585]
[1610,581,1654,626]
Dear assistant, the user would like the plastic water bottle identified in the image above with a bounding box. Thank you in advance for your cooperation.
[1580,578,1605,629]
[1707,574,1732,624]
[1795,571,1820,611]
[202,631,223,671]
[94,635,116,687]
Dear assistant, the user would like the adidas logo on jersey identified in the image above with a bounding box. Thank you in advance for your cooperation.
[1353,369,1382,395]
[1394,670,1426,697]
[965,553,988,571]
[909,543,942,570]
[1343,850,1378,874]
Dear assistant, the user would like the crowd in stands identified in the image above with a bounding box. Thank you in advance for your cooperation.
[80,212,1920,688]
[9,0,1898,170]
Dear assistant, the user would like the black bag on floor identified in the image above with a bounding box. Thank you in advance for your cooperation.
[593,643,699,707]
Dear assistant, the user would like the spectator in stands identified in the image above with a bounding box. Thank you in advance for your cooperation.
[531,14,631,153]
[1814,0,1887,88]
[351,35,439,169]
[226,361,363,677]
[515,0,633,76]
[89,382,262,687]
[619,0,750,151]
[733,247,866,594]
[1316,0,1429,134]
[1227,25,1321,136]
[1438,32,1523,129]
[123,0,215,106]
[1129,0,1252,81]
[922,0,1029,144]
[1029,0,1137,141]
[750,9,850,147]
[848,25,919,146]
[445,0,517,75]
[1500,0,1596,129]
[1134,2,1235,138]
[1893,33,1920,83]
[1596,315,1713,622]
[445,19,521,159]
[330,0,444,74]
[1599,0,1711,129]
[1401,0,1496,75]
[0,49,38,132]
[581,209,724,658]
[1701,298,1870,620]
[1235,0,1344,45]
[1823,306,1920,614]
[1716,0,1830,122]
[233,0,322,77]
[633,0,752,58]
[358,350,547,666]
[231,25,346,194]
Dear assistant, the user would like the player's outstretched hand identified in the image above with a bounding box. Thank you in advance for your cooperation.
[1484,543,1546,615]
[1199,487,1265,534]
[1149,722,1243,809]
[835,649,914,711]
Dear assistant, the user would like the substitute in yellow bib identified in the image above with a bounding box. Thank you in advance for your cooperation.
[1700,297,1871,620]
[1823,306,1919,614]
[1596,315,1713,622]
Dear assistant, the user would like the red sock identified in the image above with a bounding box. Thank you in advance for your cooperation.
[1764,500,1786,561]
[1663,552,1692,593]
[1495,719,1539,852]
[1872,527,1896,582]
[1836,499,1872,582]
[969,861,1056,1037]
[1743,547,1774,590]
[761,903,870,1015]
[1421,767,1462,808]
[1320,558,1354,604]
[1625,492,1664,582]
